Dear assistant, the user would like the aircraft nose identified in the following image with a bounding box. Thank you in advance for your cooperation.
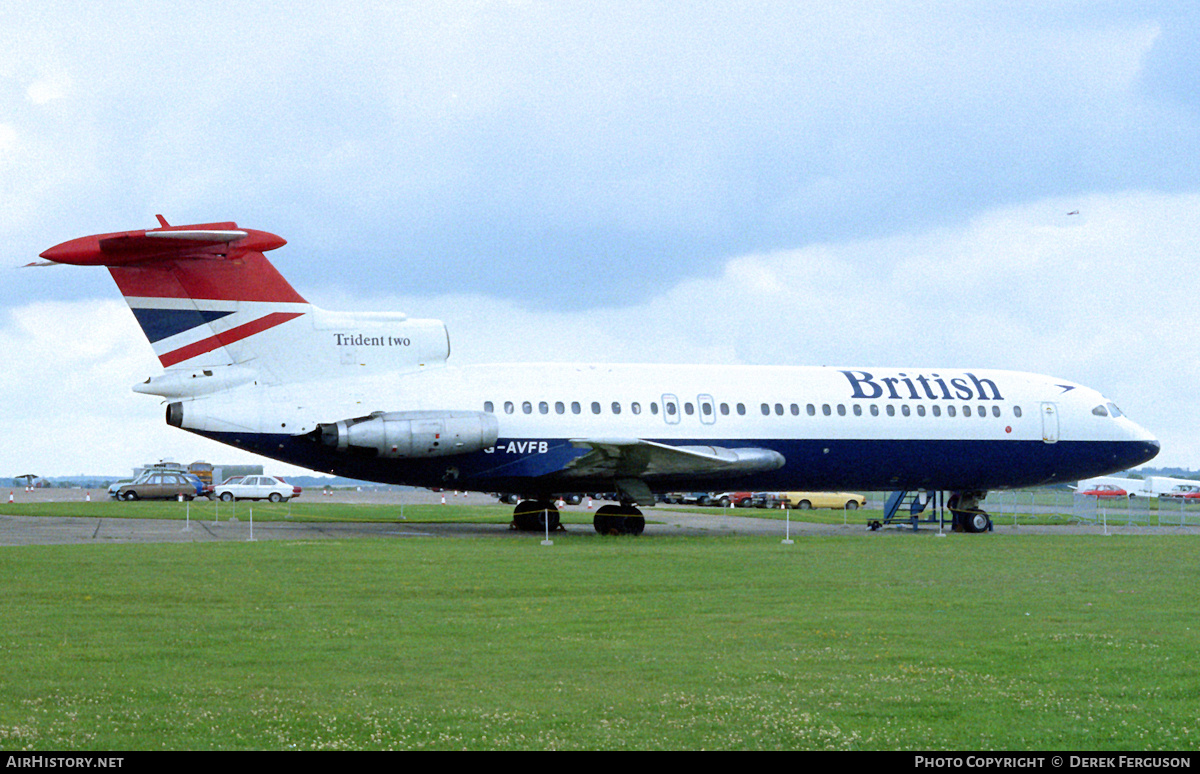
[1127,432,1160,468]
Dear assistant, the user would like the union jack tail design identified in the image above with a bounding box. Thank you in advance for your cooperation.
[41,216,451,395]
[40,216,311,379]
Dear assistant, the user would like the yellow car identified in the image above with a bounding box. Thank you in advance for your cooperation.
[776,491,866,510]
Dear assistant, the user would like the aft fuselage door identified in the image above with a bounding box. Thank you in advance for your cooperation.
[698,394,716,425]
[1041,402,1060,444]
[662,394,681,424]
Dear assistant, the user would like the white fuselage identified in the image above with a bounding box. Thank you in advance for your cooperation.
[174,361,1159,494]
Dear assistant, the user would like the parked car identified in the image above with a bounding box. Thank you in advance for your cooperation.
[214,475,301,502]
[661,492,714,505]
[1078,484,1128,498]
[1159,484,1200,501]
[711,492,754,507]
[757,491,866,510]
[496,493,583,506]
[750,492,787,509]
[117,471,210,501]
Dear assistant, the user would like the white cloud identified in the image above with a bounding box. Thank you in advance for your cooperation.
[26,71,70,105]
[0,300,314,478]
[0,124,16,160]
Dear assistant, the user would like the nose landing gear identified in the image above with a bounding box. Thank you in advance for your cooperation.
[949,490,993,533]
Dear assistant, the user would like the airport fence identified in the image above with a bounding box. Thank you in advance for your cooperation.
[936,489,1200,528]
[988,489,1071,523]
[1068,493,1200,528]
[1153,498,1200,527]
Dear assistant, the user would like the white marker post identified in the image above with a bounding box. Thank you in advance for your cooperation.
[782,501,793,545]
[541,507,553,546]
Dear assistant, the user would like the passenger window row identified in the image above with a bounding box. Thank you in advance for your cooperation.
[482,400,1025,420]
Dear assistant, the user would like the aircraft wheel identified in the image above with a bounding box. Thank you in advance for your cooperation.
[512,500,560,531]
[957,510,991,533]
[593,505,645,536]
[967,511,991,533]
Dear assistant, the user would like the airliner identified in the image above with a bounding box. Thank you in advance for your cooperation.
[38,217,1160,534]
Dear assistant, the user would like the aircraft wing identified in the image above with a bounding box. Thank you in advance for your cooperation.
[562,438,784,480]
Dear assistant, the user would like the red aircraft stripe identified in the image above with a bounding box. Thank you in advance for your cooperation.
[158,312,304,368]
[109,252,307,303]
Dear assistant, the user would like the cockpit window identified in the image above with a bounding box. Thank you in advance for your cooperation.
[1092,405,1109,417]
[1107,402,1124,418]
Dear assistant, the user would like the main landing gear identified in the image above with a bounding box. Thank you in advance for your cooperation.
[592,504,646,536]
[510,500,562,532]
[509,499,646,535]
[948,490,993,533]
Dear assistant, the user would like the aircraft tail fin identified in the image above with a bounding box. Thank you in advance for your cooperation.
[42,217,308,377]
[41,217,450,395]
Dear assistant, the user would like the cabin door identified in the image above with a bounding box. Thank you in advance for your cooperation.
[1040,402,1059,444]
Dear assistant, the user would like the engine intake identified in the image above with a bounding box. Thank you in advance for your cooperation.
[318,410,499,458]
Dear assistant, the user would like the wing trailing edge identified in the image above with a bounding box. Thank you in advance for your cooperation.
[564,438,785,480]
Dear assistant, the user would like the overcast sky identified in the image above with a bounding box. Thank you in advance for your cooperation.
[3,2,1199,479]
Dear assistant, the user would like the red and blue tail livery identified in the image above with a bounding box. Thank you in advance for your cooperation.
[40,216,1159,535]
[42,216,308,372]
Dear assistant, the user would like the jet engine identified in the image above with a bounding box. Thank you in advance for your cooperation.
[318,410,499,458]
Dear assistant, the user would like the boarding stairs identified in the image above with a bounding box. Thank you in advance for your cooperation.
[880,490,943,531]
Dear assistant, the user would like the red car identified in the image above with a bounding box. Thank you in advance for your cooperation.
[1079,484,1128,498]
[711,491,754,507]
[1161,485,1200,501]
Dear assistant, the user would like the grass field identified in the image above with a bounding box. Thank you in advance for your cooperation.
[1,511,1197,750]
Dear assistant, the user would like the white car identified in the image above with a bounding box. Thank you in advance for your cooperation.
[214,475,300,502]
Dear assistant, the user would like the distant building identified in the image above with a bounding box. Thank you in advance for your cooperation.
[133,460,263,485]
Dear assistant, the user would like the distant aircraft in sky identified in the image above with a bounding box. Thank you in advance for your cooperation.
[38,217,1159,534]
